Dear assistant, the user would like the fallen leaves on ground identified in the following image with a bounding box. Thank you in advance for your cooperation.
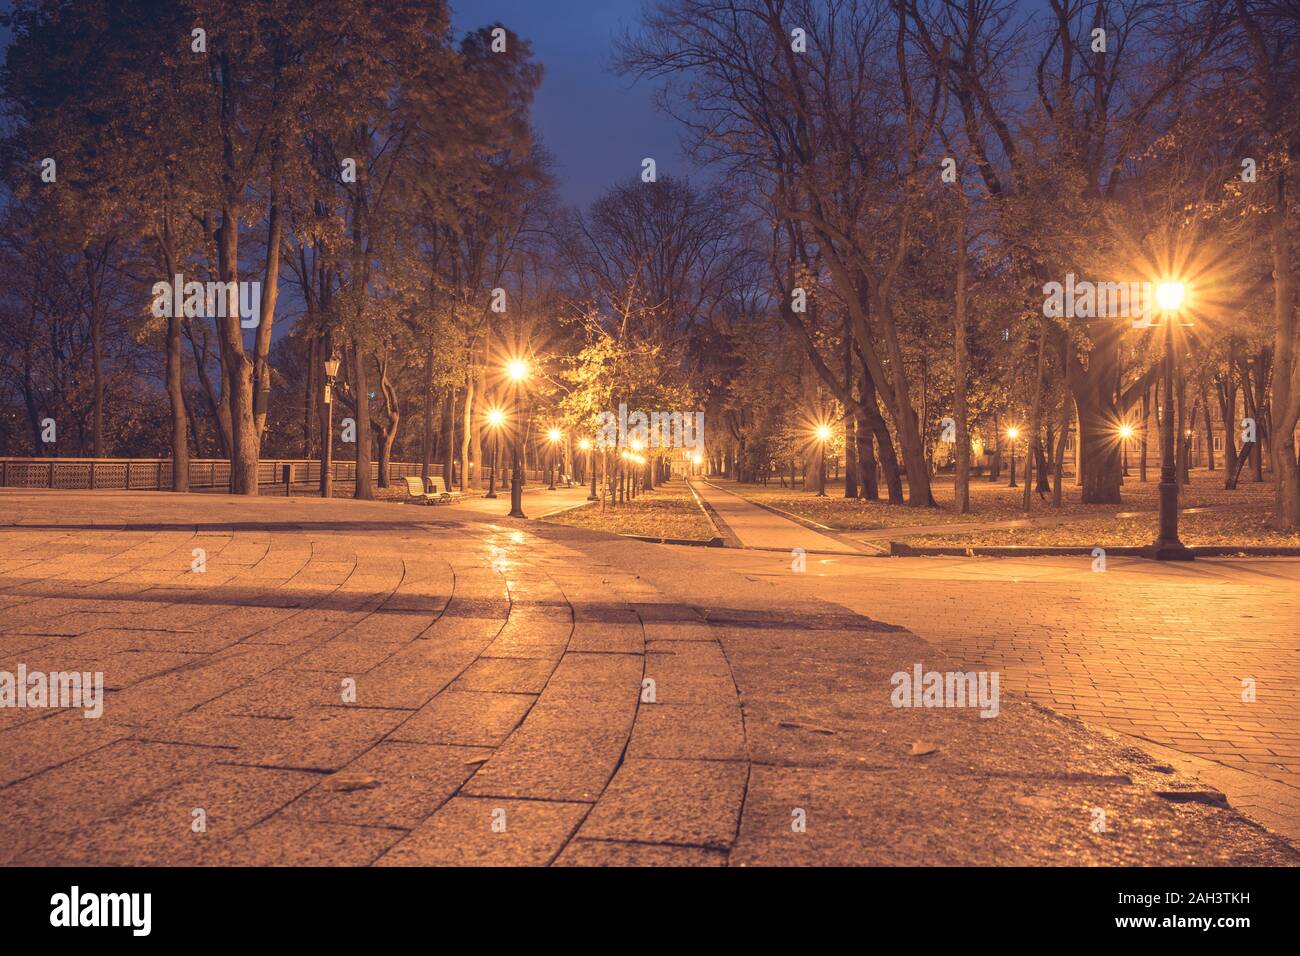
[544,479,715,541]
[321,772,382,792]
[906,508,1300,548]
[722,471,1277,532]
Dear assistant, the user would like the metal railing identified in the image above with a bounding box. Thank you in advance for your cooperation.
[0,457,547,492]
[0,457,434,491]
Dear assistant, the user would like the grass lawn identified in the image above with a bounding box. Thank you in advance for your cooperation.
[906,507,1300,548]
[543,478,716,542]
[713,469,1286,540]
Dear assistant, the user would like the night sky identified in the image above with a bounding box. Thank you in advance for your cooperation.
[450,0,690,209]
[0,1,688,211]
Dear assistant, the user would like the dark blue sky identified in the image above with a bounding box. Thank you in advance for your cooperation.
[0,1,688,211]
[451,0,689,209]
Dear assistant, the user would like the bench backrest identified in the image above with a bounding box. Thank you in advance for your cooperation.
[426,476,450,495]
[404,476,428,496]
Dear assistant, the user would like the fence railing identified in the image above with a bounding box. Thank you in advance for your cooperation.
[0,457,550,492]
[0,457,437,492]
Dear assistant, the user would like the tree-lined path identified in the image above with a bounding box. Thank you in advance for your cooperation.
[689,478,868,554]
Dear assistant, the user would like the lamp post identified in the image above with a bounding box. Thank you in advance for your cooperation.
[485,408,504,499]
[506,359,528,518]
[547,428,562,490]
[815,424,831,496]
[1147,281,1194,560]
[1118,423,1134,479]
[629,440,643,499]
[581,438,597,500]
[321,357,341,498]
[1006,426,1020,488]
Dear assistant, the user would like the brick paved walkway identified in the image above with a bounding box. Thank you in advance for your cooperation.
[677,489,1300,840]
[690,478,866,552]
[1,489,1295,865]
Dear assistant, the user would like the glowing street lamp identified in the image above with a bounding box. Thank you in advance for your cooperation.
[1118,423,1135,478]
[1006,425,1020,488]
[1155,281,1185,313]
[505,358,529,518]
[485,407,505,499]
[691,452,703,477]
[1147,281,1194,560]
[815,423,832,496]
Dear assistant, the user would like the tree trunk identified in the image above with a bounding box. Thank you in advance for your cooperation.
[1176,364,1188,485]
[1268,165,1300,525]
[1052,387,1070,507]
[253,186,283,440]
[860,369,902,503]
[1139,381,1151,482]
[1073,364,1123,504]
[1201,382,1215,470]
[158,231,189,491]
[187,323,231,459]
[376,351,400,489]
[352,344,373,500]
[459,370,475,491]
[88,256,104,459]
[421,344,434,483]
[855,412,878,500]
[1252,349,1271,482]
[216,205,259,495]
[1217,368,1239,490]
[441,385,456,486]
[1023,323,1047,511]
[843,319,858,499]
[252,180,283,442]
[953,200,971,514]
[1239,352,1263,482]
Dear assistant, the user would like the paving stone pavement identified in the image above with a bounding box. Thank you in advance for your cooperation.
[0,489,1296,866]
[677,484,1300,843]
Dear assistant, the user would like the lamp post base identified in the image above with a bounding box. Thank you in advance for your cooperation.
[1144,539,1196,561]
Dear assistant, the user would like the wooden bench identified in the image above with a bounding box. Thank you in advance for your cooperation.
[402,476,439,504]
[425,476,463,502]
